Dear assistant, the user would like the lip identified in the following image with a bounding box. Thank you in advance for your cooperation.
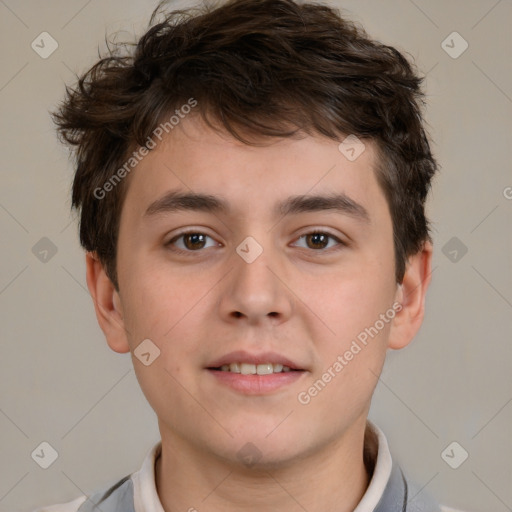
[207,368,306,394]
[206,350,305,370]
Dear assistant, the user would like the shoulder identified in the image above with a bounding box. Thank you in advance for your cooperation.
[406,476,468,512]
[32,474,134,512]
[31,495,87,512]
[31,441,160,512]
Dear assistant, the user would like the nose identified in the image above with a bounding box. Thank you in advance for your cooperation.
[217,238,294,326]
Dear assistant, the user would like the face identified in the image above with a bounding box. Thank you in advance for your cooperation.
[88,115,431,468]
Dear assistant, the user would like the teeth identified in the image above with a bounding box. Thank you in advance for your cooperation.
[257,363,273,375]
[218,363,293,374]
[229,363,240,373]
[241,363,256,375]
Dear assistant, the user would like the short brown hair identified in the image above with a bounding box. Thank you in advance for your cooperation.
[52,0,438,292]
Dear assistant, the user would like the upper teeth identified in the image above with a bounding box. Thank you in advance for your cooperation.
[219,363,292,374]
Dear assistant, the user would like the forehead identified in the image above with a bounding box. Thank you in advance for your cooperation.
[121,115,388,225]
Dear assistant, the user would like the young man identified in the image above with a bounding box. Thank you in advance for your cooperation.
[39,0,464,510]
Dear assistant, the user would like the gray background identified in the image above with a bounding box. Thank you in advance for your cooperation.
[1,0,511,511]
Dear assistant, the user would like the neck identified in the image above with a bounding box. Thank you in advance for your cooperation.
[155,418,373,512]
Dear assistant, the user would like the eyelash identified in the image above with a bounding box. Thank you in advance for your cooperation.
[165,229,346,254]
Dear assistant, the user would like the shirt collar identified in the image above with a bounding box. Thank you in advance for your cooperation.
[132,419,396,512]
[355,420,394,511]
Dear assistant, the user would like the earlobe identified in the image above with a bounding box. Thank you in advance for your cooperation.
[387,241,433,351]
[85,252,131,354]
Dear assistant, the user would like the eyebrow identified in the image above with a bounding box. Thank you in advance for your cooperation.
[143,189,371,224]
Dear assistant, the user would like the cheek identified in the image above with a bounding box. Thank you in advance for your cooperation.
[305,257,395,401]
[120,262,207,342]
[314,261,395,338]
[132,358,185,429]
[121,266,216,385]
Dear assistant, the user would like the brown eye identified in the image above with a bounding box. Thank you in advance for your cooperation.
[182,233,207,250]
[166,231,218,252]
[293,231,345,251]
[305,232,329,249]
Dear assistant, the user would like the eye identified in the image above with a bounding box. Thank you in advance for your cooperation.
[166,231,219,252]
[165,229,346,254]
[292,230,346,251]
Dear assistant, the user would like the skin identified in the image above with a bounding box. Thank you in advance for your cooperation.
[86,115,432,512]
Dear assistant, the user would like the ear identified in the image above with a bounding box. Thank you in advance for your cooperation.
[85,251,130,354]
[387,241,433,350]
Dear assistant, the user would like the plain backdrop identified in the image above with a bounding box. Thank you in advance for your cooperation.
[0,1,511,511]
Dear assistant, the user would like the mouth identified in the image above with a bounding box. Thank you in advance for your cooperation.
[205,350,307,394]
[206,350,306,373]
[208,362,302,374]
